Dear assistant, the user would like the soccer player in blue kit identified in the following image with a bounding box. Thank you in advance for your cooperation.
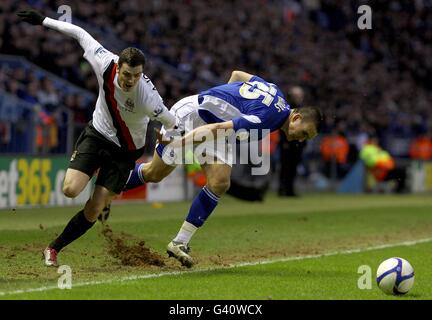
[124,70,323,267]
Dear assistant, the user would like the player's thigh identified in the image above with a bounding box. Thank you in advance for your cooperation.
[84,185,116,221]
[202,162,232,196]
[143,149,177,183]
[96,150,138,195]
[63,168,91,198]
[64,126,102,197]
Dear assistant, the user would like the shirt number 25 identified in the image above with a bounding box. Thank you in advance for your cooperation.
[239,81,277,106]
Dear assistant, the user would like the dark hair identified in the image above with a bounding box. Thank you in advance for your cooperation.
[118,47,146,68]
[297,106,324,133]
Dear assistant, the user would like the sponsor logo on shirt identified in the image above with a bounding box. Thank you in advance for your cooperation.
[95,46,107,57]
[153,105,164,117]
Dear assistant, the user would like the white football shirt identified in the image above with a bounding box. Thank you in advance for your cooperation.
[43,17,176,150]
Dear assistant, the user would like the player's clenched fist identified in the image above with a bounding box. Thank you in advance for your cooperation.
[16,9,45,25]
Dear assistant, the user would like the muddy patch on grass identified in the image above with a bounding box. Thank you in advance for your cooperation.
[16,271,42,278]
[13,243,46,253]
[101,224,165,267]
[1,243,47,260]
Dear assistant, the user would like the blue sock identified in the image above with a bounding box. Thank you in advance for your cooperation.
[124,163,145,191]
[186,186,220,227]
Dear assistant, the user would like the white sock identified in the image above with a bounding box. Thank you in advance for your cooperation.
[173,221,198,244]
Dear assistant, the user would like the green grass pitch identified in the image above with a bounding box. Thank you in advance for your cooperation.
[1,193,431,300]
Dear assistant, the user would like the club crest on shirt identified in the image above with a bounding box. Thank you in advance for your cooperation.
[123,98,135,112]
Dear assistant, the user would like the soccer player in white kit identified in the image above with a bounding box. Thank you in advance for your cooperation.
[17,9,176,266]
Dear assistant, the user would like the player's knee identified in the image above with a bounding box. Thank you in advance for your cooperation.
[62,184,80,198]
[207,178,230,196]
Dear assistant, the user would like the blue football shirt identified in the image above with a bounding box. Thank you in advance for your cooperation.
[198,75,290,138]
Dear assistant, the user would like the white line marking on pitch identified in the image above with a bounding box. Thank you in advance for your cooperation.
[1,237,431,297]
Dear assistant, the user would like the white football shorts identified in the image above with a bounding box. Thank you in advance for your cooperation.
[156,95,234,166]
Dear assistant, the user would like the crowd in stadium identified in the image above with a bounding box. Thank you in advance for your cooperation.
[1,0,432,161]
[0,65,91,122]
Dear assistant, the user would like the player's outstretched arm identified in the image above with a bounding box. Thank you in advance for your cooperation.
[161,121,234,149]
[17,9,100,54]
[227,70,254,83]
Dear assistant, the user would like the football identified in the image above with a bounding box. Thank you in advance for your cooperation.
[376,257,415,295]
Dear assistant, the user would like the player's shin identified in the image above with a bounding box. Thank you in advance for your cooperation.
[173,186,220,244]
[48,209,96,252]
[123,163,146,191]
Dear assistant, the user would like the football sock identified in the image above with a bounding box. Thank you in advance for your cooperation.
[173,221,198,244]
[173,186,219,244]
[124,163,145,191]
[49,209,96,252]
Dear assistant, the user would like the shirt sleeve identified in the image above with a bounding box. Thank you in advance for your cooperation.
[232,101,283,131]
[232,113,266,131]
[144,86,176,129]
[149,99,177,129]
[232,111,277,141]
[42,17,116,75]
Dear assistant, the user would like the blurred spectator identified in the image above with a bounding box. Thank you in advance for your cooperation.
[37,78,60,107]
[320,129,350,179]
[409,131,432,160]
[360,137,407,193]
[34,103,59,153]
[0,121,11,147]
[64,93,91,142]
[20,80,40,104]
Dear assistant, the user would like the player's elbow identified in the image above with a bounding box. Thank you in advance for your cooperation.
[231,70,240,77]
[230,70,241,82]
[229,70,252,83]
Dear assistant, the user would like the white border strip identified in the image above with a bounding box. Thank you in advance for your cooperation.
[1,237,431,297]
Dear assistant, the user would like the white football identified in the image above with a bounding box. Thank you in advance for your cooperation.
[376,257,415,295]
